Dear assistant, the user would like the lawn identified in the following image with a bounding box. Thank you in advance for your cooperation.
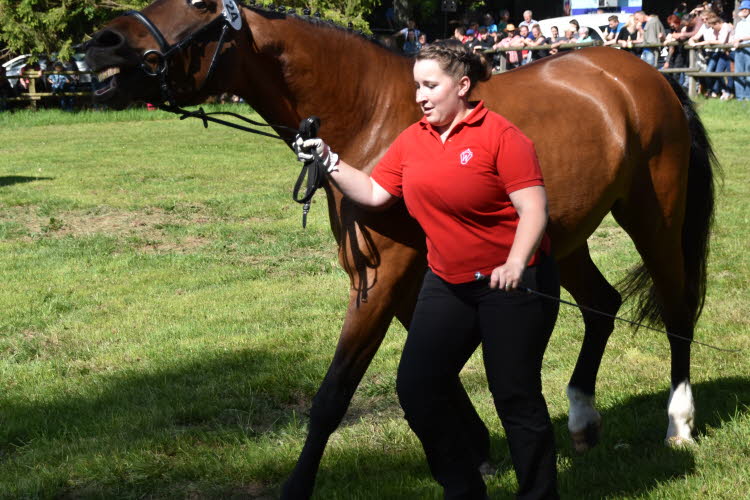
[0,101,748,499]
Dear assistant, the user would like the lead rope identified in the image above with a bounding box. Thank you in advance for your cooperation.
[473,273,740,353]
[162,105,326,227]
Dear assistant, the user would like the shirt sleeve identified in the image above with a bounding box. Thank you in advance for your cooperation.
[495,127,544,193]
[371,131,405,198]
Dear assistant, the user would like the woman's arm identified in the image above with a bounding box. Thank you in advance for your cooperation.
[327,161,397,209]
[489,185,548,290]
[296,138,396,210]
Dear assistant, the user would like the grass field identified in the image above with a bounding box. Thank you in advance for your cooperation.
[0,102,748,499]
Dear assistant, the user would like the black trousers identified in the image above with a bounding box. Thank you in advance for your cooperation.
[397,254,560,499]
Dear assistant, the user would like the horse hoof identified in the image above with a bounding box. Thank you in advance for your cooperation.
[570,420,602,453]
[665,435,695,447]
[478,461,497,477]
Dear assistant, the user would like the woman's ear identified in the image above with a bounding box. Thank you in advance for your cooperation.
[457,75,471,97]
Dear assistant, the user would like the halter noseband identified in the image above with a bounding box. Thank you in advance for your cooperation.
[125,1,240,105]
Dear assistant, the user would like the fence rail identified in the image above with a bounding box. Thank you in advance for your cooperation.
[2,70,96,108]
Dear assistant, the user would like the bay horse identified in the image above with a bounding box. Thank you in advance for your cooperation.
[84,1,717,497]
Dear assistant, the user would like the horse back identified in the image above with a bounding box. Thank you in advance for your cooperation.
[474,47,689,257]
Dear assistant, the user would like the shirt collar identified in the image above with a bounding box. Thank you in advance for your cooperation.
[419,100,488,131]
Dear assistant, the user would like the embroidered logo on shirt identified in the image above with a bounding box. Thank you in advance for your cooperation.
[459,148,473,165]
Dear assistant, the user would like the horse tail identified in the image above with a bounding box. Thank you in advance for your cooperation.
[619,76,719,328]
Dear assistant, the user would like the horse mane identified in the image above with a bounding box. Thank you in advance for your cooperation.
[237,2,407,56]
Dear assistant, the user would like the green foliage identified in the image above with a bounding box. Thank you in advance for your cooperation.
[253,0,375,33]
[0,0,150,59]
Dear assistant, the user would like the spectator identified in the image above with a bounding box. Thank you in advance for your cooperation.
[733,0,750,101]
[482,13,497,34]
[517,25,533,64]
[463,28,477,46]
[527,24,550,61]
[568,19,581,34]
[548,26,566,55]
[403,29,422,56]
[578,27,594,44]
[418,32,428,46]
[496,9,510,33]
[519,10,538,30]
[494,24,523,69]
[47,61,73,111]
[689,14,734,99]
[618,15,643,55]
[636,10,666,67]
[454,26,466,42]
[663,15,690,88]
[603,15,623,46]
[396,19,421,40]
[552,26,578,53]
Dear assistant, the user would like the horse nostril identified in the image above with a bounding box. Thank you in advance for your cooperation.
[94,29,125,48]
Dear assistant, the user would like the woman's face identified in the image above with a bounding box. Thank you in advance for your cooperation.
[413,58,469,130]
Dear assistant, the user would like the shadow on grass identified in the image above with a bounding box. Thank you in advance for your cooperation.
[0,175,53,187]
[303,376,750,499]
[0,345,747,499]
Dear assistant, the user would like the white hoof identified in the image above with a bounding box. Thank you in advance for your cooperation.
[567,385,602,453]
[666,380,695,444]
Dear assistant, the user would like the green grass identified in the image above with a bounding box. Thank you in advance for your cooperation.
[0,102,748,499]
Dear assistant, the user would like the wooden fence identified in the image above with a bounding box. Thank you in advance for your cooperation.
[3,70,95,109]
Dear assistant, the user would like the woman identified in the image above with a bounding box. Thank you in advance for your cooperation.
[688,14,734,99]
[663,15,689,88]
[618,15,643,55]
[295,40,560,499]
[526,24,550,61]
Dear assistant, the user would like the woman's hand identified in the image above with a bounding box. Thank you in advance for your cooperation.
[489,258,526,291]
[293,136,340,172]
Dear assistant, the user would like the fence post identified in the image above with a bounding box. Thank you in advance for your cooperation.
[688,48,697,99]
[29,73,38,110]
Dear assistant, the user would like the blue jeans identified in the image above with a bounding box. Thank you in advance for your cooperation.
[641,48,658,67]
[706,52,734,95]
[735,48,750,100]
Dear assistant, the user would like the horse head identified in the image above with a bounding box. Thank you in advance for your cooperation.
[85,0,246,109]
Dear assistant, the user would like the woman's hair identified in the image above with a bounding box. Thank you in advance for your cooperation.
[416,40,492,93]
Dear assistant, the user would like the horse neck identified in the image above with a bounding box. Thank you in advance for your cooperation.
[228,9,418,169]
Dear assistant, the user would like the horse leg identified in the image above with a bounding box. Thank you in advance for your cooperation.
[612,203,696,445]
[557,245,622,452]
[281,244,424,499]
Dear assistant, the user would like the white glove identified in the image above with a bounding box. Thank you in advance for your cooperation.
[293,135,340,173]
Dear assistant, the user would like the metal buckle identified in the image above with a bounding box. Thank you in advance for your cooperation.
[141,49,167,76]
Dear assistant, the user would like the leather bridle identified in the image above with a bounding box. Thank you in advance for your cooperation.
[124,5,234,105]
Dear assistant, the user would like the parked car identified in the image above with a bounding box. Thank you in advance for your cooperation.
[1,54,48,89]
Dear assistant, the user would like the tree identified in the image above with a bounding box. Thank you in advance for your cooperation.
[0,0,151,59]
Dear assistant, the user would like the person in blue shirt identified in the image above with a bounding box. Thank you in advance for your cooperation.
[47,62,73,111]
[603,15,623,46]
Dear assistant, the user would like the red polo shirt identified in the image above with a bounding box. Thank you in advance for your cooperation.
[371,101,550,284]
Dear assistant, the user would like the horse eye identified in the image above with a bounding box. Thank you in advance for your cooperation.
[190,0,207,8]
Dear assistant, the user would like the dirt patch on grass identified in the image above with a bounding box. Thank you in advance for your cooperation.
[1,206,214,253]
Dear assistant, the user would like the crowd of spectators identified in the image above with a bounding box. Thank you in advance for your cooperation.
[395,1,750,101]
